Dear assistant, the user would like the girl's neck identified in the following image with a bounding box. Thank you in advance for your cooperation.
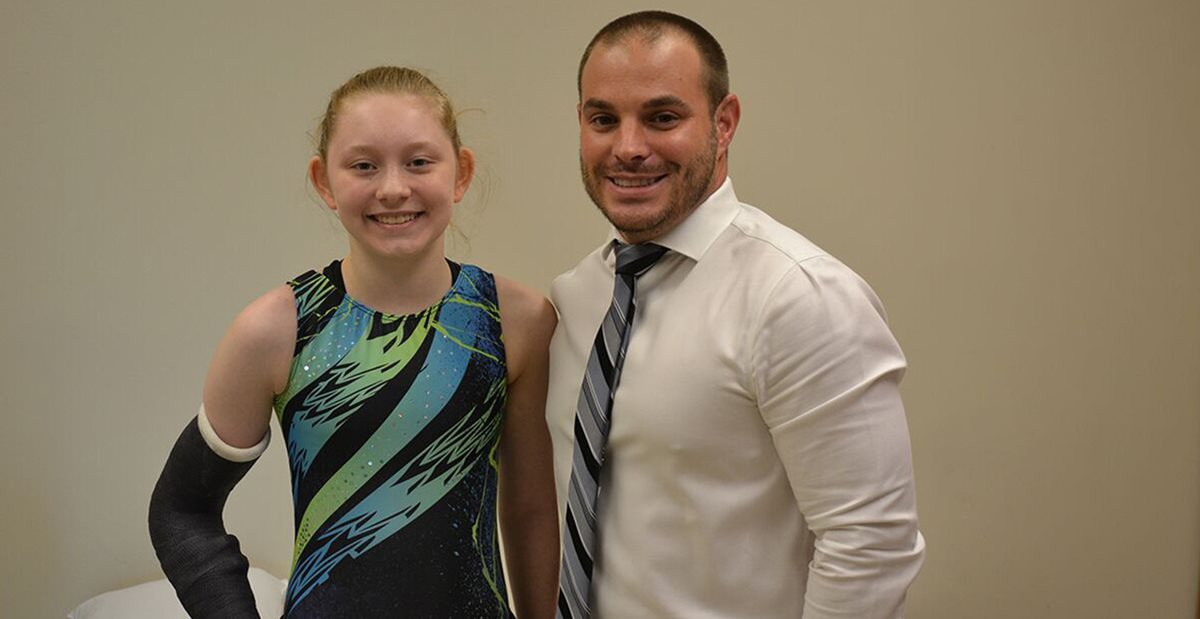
[340,248,453,316]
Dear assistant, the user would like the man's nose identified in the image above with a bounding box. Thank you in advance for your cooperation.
[613,123,651,163]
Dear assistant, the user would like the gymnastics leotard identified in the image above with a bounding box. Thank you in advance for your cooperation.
[273,260,511,617]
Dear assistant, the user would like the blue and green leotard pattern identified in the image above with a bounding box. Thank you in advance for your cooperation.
[273,260,510,617]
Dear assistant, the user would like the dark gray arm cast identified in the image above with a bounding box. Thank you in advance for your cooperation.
[148,416,261,618]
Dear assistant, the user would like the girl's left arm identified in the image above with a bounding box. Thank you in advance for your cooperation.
[495,276,560,619]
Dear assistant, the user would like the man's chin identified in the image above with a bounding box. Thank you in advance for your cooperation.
[609,217,670,244]
[598,206,657,233]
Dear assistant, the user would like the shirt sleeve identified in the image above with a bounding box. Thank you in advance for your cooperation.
[750,255,926,618]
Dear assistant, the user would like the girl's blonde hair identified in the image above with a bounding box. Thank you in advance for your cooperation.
[316,66,462,161]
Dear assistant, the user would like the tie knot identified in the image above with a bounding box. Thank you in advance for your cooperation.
[614,243,669,277]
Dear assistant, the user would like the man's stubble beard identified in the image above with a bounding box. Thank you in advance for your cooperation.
[581,128,718,241]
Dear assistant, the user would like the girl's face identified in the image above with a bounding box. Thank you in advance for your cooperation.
[311,93,473,265]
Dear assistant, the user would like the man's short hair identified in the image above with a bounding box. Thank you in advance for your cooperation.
[578,11,730,114]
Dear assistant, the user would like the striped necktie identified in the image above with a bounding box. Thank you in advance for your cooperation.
[558,242,670,619]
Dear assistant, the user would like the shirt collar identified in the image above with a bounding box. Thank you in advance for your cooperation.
[602,176,739,263]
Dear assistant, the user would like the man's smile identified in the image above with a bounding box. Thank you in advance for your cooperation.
[609,175,667,188]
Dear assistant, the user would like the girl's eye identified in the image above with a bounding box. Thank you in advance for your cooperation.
[409,157,433,168]
[351,161,375,171]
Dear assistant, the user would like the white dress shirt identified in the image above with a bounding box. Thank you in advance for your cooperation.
[547,179,925,618]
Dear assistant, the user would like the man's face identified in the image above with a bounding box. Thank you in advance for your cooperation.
[578,35,732,244]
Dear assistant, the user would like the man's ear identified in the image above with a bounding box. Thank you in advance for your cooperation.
[308,156,337,211]
[714,93,741,155]
[454,147,476,203]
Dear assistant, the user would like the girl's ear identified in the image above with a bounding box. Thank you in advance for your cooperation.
[308,156,337,211]
[453,147,476,203]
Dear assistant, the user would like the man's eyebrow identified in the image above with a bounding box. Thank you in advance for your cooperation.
[581,96,692,113]
[644,95,689,110]
[581,98,615,112]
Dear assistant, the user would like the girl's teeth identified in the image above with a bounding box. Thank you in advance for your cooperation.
[374,214,416,224]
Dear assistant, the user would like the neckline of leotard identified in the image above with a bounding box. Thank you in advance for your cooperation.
[320,258,465,320]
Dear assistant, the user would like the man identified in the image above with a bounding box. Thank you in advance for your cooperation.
[547,10,925,619]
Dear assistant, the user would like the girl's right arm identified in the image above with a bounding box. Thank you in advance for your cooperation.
[148,285,296,618]
[202,285,297,447]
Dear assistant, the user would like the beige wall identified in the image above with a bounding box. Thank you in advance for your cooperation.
[3,1,1197,617]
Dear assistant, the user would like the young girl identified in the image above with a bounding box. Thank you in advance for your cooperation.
[149,66,559,618]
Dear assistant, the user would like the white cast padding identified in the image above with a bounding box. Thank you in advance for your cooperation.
[197,404,270,463]
[68,567,287,619]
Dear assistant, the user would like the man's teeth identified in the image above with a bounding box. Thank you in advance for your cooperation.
[612,177,659,188]
[373,213,417,224]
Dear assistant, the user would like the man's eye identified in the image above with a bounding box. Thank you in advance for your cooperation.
[590,115,616,128]
[650,113,680,125]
